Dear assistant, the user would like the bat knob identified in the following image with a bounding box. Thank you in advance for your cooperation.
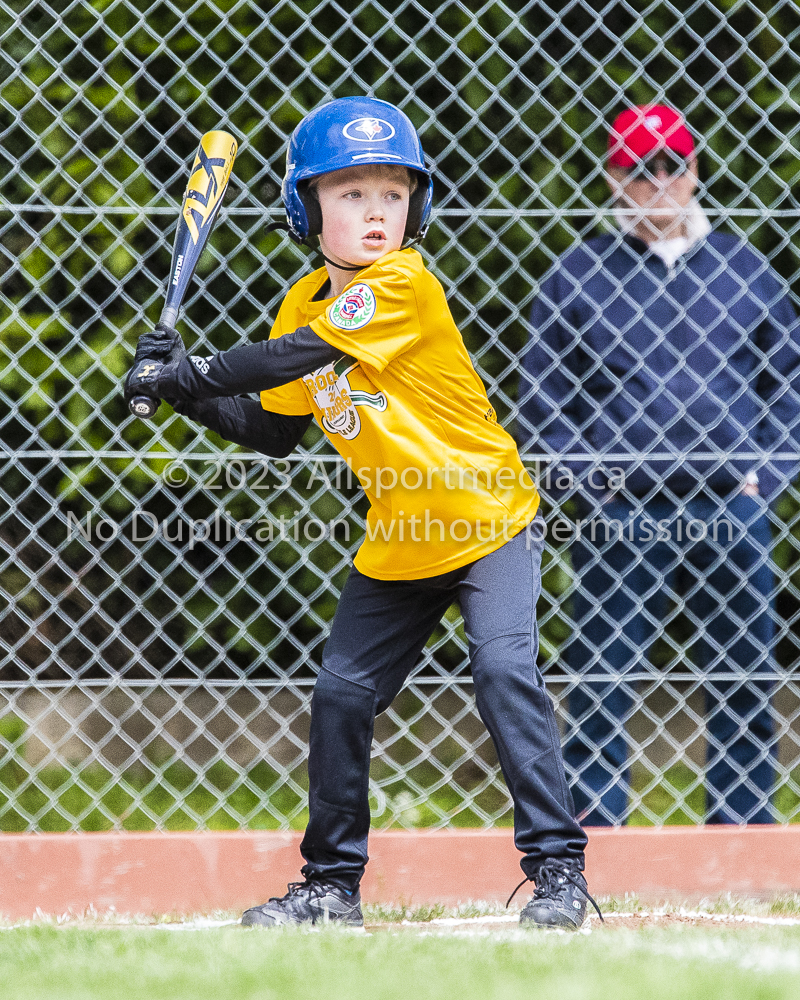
[130,396,160,419]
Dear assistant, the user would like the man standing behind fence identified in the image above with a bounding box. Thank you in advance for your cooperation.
[520,104,800,825]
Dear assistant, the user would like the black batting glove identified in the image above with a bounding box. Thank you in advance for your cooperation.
[133,322,186,365]
[124,358,179,403]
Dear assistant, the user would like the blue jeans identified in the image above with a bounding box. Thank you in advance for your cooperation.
[564,494,777,825]
[300,521,587,887]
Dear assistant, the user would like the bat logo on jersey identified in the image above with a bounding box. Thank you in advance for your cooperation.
[304,354,387,440]
[342,118,396,142]
[182,134,237,245]
[329,283,376,331]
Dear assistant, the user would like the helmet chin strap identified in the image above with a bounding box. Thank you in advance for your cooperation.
[318,251,363,272]
[267,220,364,272]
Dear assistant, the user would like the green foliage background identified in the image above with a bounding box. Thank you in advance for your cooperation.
[2,0,800,829]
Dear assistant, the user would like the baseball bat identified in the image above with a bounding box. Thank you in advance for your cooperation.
[129,130,238,419]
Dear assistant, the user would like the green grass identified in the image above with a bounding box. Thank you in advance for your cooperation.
[628,762,800,825]
[3,758,797,832]
[0,759,311,833]
[3,717,799,832]
[2,920,800,1000]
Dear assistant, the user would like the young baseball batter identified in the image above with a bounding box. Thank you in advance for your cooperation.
[124,97,596,930]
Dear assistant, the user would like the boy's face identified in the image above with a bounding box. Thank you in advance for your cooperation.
[315,165,410,268]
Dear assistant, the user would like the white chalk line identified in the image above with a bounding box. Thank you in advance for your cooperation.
[602,910,800,927]
[2,909,800,937]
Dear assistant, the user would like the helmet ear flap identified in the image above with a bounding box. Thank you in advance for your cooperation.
[299,181,323,238]
[404,170,433,241]
[405,186,424,240]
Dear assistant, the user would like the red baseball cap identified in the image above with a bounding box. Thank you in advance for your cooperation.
[608,105,695,168]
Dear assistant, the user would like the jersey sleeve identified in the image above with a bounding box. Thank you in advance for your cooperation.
[258,298,315,416]
[309,267,421,373]
[259,380,312,415]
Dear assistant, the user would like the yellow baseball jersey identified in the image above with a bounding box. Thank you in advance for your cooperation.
[260,248,539,580]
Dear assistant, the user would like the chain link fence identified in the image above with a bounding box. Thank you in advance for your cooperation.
[2,0,800,832]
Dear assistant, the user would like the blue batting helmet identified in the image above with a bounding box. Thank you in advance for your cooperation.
[281,97,433,242]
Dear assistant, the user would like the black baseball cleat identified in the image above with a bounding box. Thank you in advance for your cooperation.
[241,876,363,928]
[509,859,604,930]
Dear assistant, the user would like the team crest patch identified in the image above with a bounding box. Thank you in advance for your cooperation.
[342,117,395,142]
[304,354,387,440]
[329,283,376,331]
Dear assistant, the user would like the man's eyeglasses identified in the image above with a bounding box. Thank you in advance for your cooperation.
[619,149,690,181]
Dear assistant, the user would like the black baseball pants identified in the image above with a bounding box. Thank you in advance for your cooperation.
[298,519,587,887]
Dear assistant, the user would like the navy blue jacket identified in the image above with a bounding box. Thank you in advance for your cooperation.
[519,232,800,504]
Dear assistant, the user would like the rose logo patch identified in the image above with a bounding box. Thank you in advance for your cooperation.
[329,283,376,331]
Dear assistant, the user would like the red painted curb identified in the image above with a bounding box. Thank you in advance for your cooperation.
[0,827,798,919]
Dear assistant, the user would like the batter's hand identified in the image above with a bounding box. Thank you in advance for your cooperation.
[124,358,166,403]
[133,322,186,365]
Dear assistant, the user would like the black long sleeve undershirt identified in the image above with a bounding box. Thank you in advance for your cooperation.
[166,394,313,458]
[158,324,341,401]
